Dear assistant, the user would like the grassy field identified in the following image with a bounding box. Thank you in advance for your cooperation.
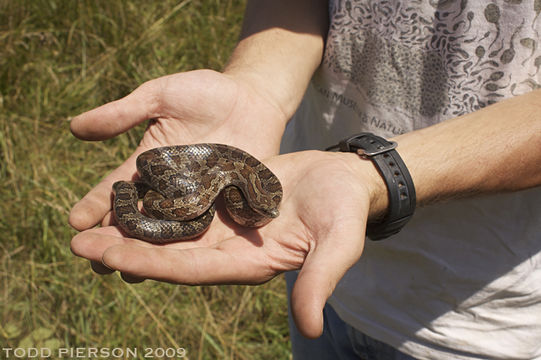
[0,1,291,359]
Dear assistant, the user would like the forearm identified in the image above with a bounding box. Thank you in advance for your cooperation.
[353,90,541,219]
[224,0,328,122]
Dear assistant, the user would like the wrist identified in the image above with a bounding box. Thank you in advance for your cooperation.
[223,50,320,121]
[222,67,291,123]
[329,133,416,240]
[223,0,327,120]
[340,152,389,222]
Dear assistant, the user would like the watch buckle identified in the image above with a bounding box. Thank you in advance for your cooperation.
[356,141,397,157]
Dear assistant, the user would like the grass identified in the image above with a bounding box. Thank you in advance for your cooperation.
[0,1,291,358]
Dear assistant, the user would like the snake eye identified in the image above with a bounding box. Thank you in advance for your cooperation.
[268,208,280,218]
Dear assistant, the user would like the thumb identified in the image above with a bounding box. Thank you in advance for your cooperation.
[290,224,365,338]
[70,80,160,140]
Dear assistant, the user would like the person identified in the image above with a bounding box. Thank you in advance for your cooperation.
[69,1,541,359]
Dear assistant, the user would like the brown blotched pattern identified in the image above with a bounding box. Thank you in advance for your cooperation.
[112,144,282,244]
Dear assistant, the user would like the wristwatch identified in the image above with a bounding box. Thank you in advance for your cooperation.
[326,133,416,240]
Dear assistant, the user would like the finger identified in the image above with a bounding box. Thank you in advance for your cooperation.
[90,253,145,282]
[70,224,224,262]
[70,226,153,262]
[290,220,366,338]
[100,210,115,227]
[90,254,145,283]
[70,81,159,141]
[101,237,271,285]
[69,151,141,231]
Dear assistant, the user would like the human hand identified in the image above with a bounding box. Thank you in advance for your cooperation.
[69,69,287,233]
[70,150,385,338]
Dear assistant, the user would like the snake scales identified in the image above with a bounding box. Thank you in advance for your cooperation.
[112,144,283,244]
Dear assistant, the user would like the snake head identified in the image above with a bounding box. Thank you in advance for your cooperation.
[265,208,280,218]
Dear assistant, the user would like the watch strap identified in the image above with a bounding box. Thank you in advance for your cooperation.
[329,132,416,240]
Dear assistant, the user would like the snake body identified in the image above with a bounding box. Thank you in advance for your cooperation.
[112,144,283,244]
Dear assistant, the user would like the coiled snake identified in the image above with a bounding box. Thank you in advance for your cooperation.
[112,144,283,244]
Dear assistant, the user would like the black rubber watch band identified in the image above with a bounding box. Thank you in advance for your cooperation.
[327,133,416,240]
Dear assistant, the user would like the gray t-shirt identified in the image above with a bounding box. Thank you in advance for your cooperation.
[281,1,541,359]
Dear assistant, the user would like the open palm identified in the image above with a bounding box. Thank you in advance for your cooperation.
[69,69,286,232]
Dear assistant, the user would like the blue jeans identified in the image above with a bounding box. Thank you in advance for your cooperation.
[286,272,417,360]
